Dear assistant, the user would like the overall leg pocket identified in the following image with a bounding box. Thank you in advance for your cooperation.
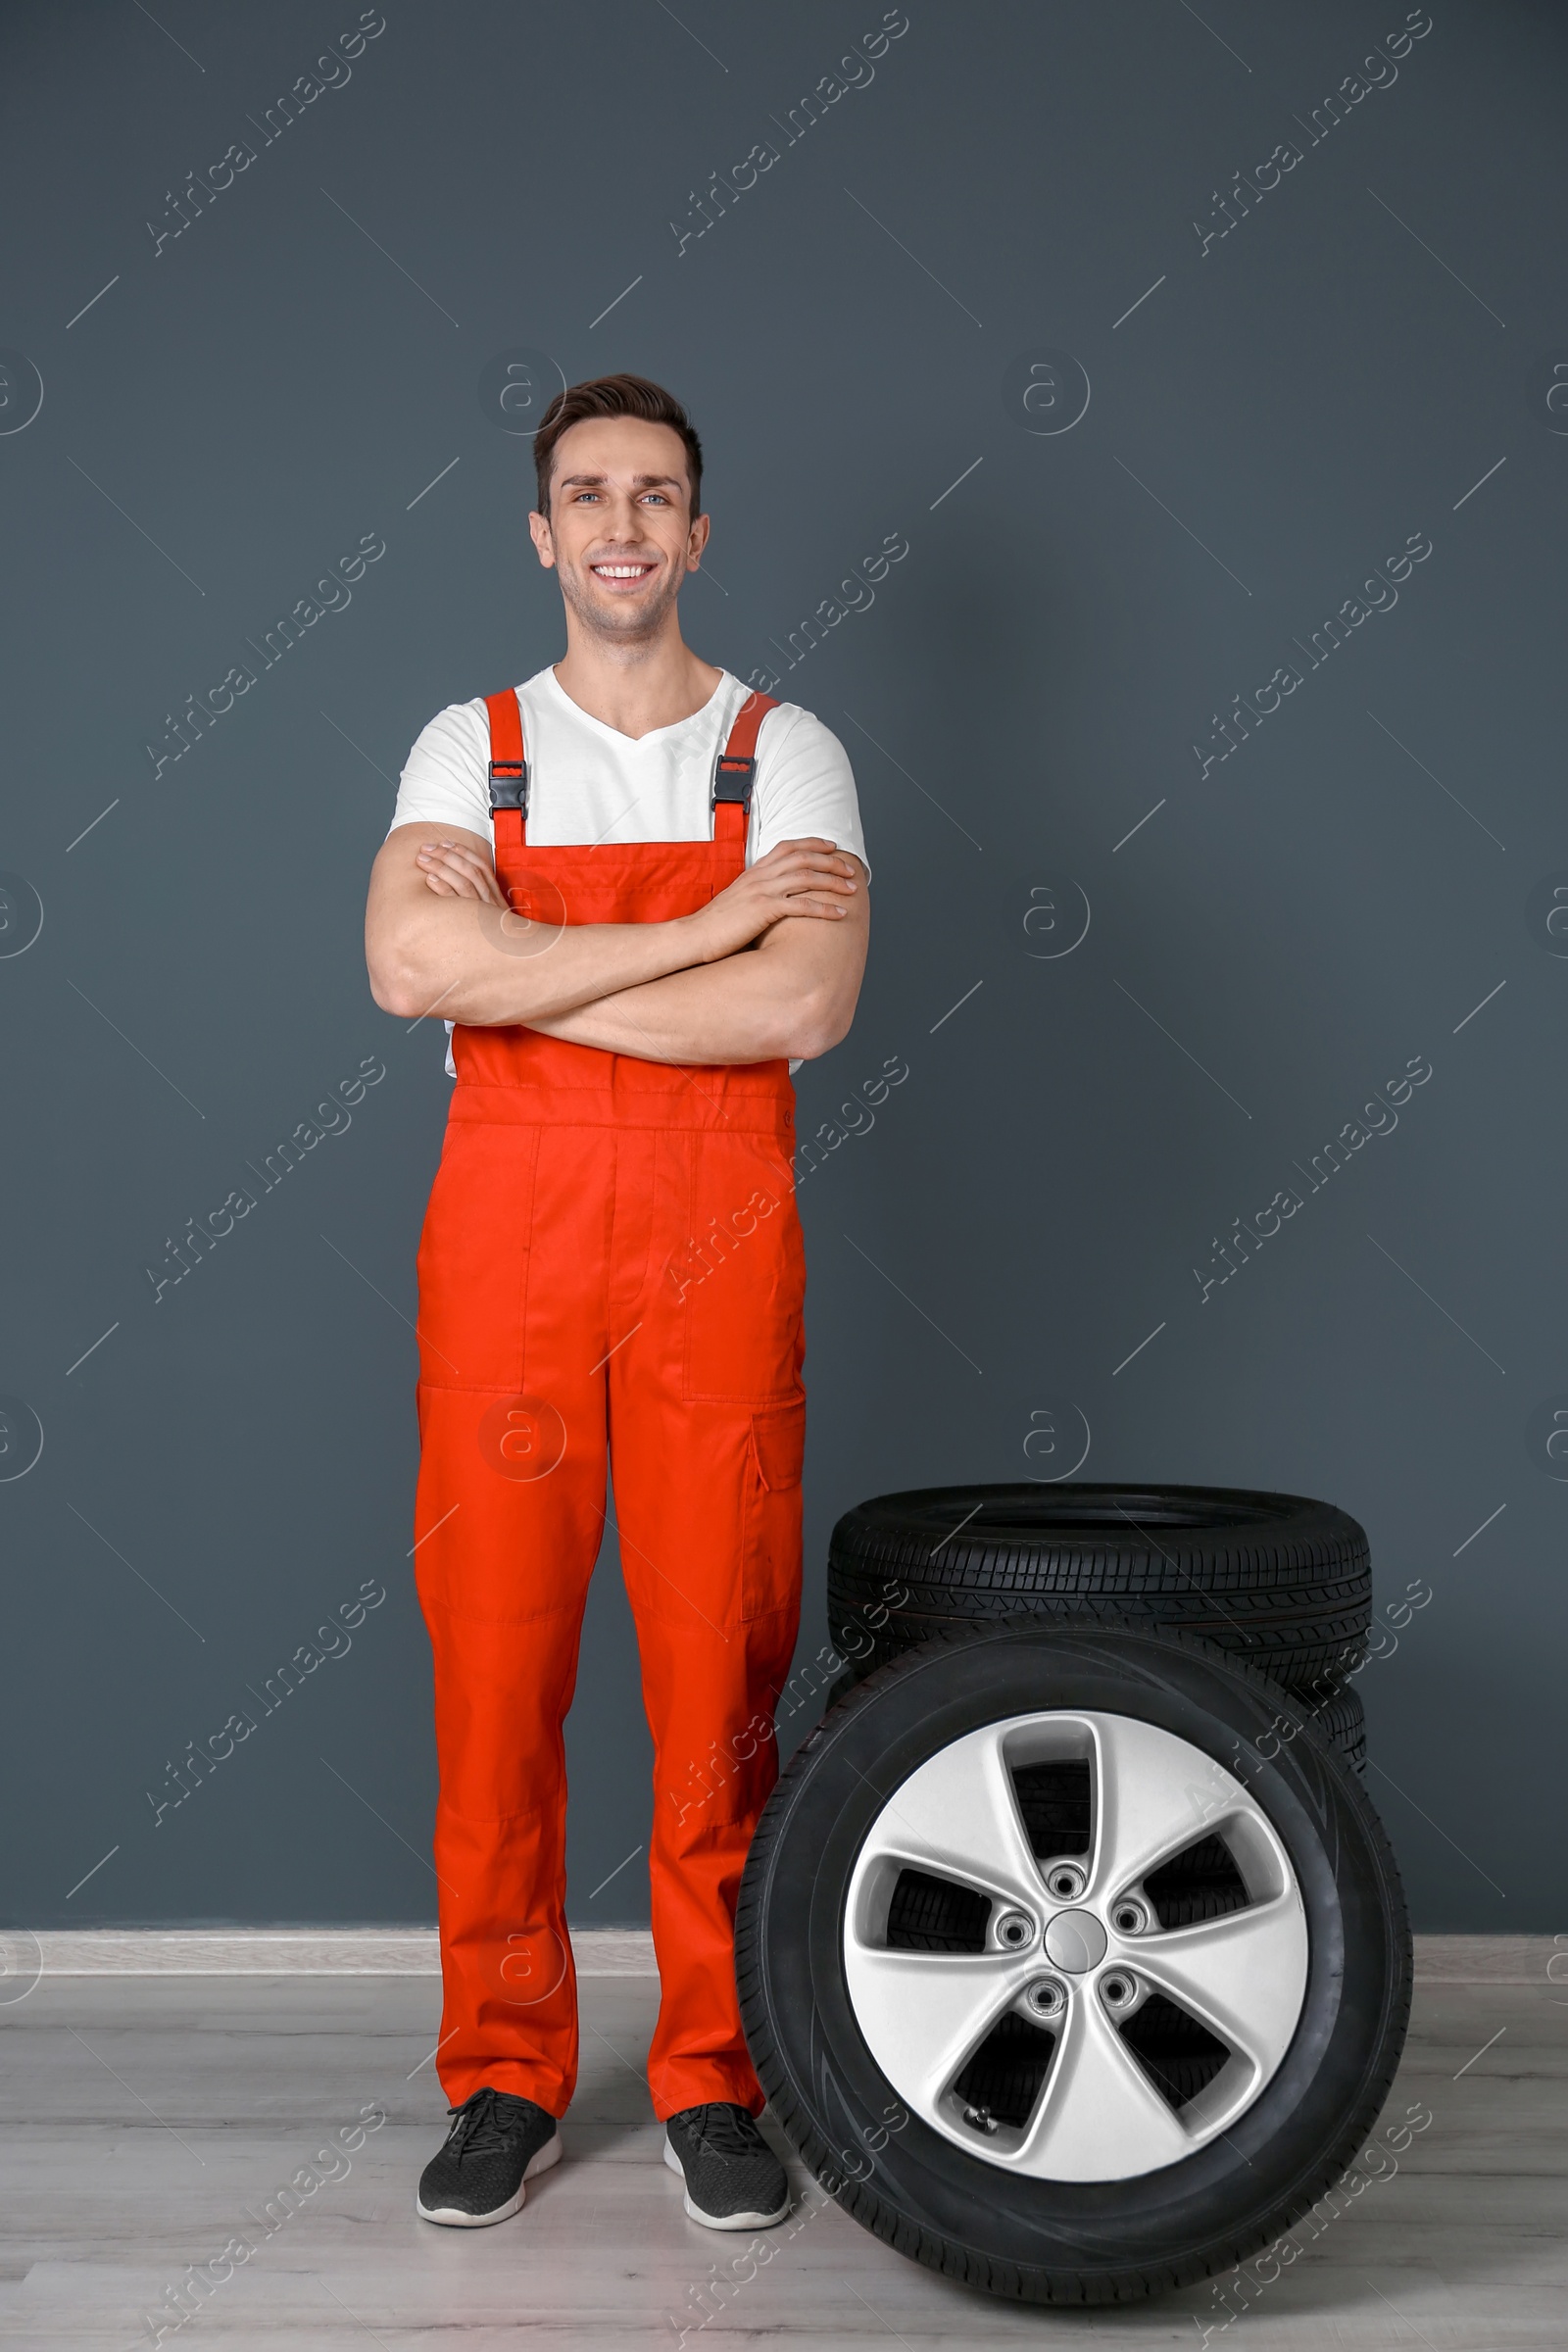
[741,1398,806,1623]
[416,1122,540,1392]
[674,1133,805,1405]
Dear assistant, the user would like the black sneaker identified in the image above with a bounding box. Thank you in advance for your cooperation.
[416,2086,561,2226]
[663,2102,790,2230]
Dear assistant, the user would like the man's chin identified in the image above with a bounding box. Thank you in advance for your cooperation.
[564,577,681,640]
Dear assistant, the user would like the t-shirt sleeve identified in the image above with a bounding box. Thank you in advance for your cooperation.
[751,704,869,877]
[386,698,491,839]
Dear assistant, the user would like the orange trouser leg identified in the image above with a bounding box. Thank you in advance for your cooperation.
[414,1382,609,2116]
[413,1117,615,2116]
[609,1124,806,2119]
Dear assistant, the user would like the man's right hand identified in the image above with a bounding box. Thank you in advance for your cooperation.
[686,837,859,963]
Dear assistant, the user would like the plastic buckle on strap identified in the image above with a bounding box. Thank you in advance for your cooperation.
[712,754,756,808]
[488,760,528,814]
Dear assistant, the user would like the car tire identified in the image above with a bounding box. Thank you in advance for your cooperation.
[829,1483,1371,1697]
[1307,1684,1366,1775]
[738,1616,1411,2306]
[827,1657,1368,1774]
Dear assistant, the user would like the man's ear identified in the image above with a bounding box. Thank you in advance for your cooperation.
[528,508,556,569]
[686,511,711,565]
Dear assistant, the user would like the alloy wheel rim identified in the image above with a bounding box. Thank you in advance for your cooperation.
[841,1710,1309,2181]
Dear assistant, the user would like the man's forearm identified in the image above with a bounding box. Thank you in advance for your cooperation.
[524,910,865,1065]
[370,895,707,1027]
[525,958,801,1065]
[526,884,869,1062]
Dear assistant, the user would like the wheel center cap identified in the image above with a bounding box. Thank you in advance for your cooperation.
[1042,1908,1108,1973]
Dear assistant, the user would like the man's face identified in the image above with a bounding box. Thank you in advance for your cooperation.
[528,416,707,643]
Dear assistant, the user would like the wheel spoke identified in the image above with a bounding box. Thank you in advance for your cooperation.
[841,1945,1025,2113]
[856,1722,1044,1911]
[1132,1894,1309,2072]
[1013,1989,1192,2180]
[1088,1713,1241,1895]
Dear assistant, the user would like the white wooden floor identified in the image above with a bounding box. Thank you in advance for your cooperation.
[1,1955,1560,2349]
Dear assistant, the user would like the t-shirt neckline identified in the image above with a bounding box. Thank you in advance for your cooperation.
[535,665,737,752]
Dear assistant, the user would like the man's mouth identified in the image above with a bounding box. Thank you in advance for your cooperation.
[590,561,658,585]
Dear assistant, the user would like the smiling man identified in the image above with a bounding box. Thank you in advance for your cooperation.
[364,375,868,2234]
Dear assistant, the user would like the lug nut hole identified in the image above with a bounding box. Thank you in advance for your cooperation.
[1102,1973,1135,2008]
[995,1909,1034,1950]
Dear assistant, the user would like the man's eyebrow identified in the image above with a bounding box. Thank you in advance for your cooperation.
[557,470,684,490]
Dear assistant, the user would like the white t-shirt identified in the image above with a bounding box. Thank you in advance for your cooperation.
[390,666,867,1074]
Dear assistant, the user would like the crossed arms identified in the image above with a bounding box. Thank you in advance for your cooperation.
[365,825,868,1066]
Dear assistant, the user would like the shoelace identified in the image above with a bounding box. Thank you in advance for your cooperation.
[443,2086,534,2161]
[680,2102,766,2162]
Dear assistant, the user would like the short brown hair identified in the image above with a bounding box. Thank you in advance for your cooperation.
[533,374,704,520]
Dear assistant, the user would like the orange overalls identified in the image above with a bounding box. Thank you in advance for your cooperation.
[412,686,805,2122]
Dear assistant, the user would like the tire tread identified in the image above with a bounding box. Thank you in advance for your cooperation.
[830,1483,1371,1697]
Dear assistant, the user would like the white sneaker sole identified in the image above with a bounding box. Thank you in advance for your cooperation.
[416,2130,562,2227]
[662,2134,790,2230]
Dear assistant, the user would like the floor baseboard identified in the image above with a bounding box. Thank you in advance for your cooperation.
[27,1929,653,1976]
[1408,1935,1556,1984]
[15,1930,1555,1980]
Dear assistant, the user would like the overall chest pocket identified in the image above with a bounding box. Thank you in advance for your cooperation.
[673,1131,805,1405]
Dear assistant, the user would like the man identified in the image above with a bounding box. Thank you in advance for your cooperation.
[365,375,868,2233]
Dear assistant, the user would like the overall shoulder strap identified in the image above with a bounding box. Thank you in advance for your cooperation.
[711,690,778,846]
[485,689,528,857]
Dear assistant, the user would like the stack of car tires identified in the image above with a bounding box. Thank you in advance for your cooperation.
[737,1485,1410,2307]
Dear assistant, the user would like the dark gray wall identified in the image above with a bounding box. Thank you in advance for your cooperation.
[3,0,1562,1935]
